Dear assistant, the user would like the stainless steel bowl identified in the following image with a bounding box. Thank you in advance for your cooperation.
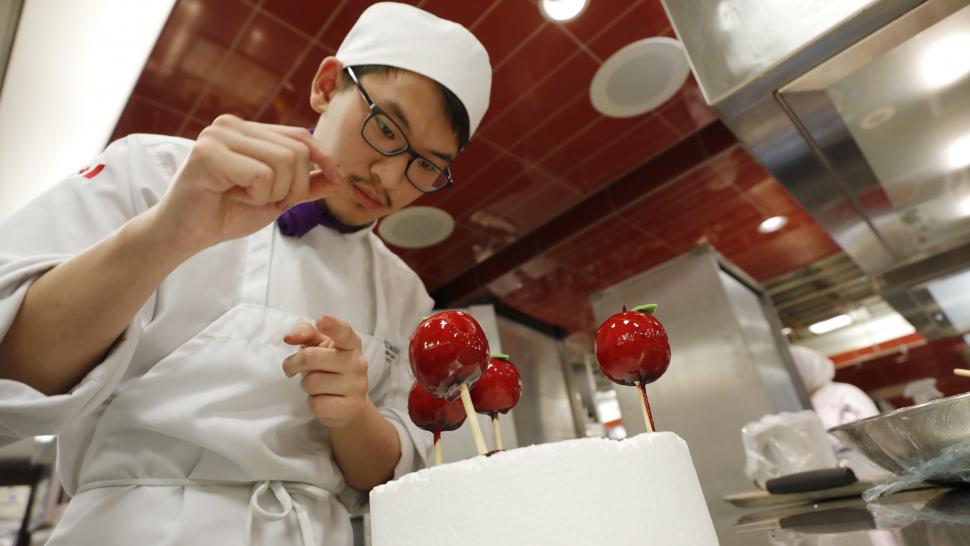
[830,392,970,480]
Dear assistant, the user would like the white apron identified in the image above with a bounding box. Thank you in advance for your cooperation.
[46,222,391,546]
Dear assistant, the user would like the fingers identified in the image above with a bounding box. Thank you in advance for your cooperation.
[235,123,310,207]
[315,316,362,351]
[202,115,343,208]
[300,370,365,396]
[282,346,367,378]
[307,395,364,425]
[283,322,329,347]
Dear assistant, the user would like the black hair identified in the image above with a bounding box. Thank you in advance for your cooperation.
[341,65,470,151]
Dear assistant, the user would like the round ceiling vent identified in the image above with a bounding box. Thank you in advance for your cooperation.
[378,206,455,248]
[590,37,691,118]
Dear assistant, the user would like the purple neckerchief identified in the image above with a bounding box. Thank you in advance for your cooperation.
[276,201,373,237]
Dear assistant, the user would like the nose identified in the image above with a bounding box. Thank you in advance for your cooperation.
[371,153,410,191]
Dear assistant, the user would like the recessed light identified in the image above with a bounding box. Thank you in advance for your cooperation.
[378,206,455,248]
[946,133,970,170]
[590,37,690,118]
[758,216,788,233]
[809,314,853,335]
[539,0,587,22]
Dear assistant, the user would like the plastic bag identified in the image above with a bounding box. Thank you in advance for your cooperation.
[862,437,970,502]
[742,410,838,488]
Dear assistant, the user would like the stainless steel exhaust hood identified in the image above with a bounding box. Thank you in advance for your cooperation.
[663,0,970,340]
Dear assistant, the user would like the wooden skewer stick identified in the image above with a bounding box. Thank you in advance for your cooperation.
[433,430,442,466]
[635,380,655,433]
[459,382,488,455]
[954,368,970,378]
[492,414,504,451]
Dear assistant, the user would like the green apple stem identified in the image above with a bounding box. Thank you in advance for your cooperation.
[635,380,656,433]
[459,382,488,455]
[433,429,442,466]
[491,414,504,451]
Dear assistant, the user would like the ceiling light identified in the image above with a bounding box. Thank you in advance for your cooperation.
[378,206,455,248]
[809,314,853,335]
[758,216,789,233]
[540,0,587,22]
[921,34,970,89]
[946,133,970,170]
[590,37,690,118]
[781,327,793,336]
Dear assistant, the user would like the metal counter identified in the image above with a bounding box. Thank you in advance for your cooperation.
[730,487,970,545]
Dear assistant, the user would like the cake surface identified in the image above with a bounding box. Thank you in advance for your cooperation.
[370,431,719,546]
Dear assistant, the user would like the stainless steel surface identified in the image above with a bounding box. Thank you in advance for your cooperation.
[778,0,970,268]
[830,392,970,477]
[732,487,970,545]
[765,252,880,335]
[495,316,579,446]
[667,0,970,341]
[590,245,810,546]
[660,0,878,105]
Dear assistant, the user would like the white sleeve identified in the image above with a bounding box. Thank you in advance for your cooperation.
[338,277,435,512]
[0,135,170,445]
[373,285,436,481]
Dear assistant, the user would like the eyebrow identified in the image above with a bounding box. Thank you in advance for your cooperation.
[385,99,455,164]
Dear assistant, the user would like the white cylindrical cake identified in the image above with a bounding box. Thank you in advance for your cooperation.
[370,432,719,545]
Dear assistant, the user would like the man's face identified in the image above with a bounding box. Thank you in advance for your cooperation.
[310,59,460,226]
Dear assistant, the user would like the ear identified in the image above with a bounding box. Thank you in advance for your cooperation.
[309,56,345,114]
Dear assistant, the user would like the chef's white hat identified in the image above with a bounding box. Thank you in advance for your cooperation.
[336,2,492,136]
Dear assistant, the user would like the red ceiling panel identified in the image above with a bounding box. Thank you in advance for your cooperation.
[257,44,331,126]
[587,0,671,60]
[471,0,547,69]
[114,0,846,334]
[177,117,209,141]
[132,0,253,115]
[537,115,638,178]
[192,13,311,122]
[419,0,495,28]
[319,0,422,50]
[548,216,677,288]
[435,151,530,220]
[655,77,717,137]
[486,180,585,236]
[482,50,599,147]
[560,114,679,195]
[260,0,336,38]
[493,23,581,90]
[559,0,649,43]
[113,98,185,141]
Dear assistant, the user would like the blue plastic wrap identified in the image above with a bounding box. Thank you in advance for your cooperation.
[863,438,970,502]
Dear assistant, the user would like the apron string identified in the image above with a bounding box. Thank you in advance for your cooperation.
[77,478,328,546]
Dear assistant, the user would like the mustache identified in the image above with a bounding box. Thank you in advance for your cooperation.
[348,174,391,208]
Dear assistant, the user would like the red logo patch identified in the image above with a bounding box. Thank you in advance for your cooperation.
[79,164,105,179]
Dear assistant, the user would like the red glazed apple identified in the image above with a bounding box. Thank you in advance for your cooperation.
[409,311,489,399]
[470,354,522,416]
[594,304,670,387]
[407,381,466,433]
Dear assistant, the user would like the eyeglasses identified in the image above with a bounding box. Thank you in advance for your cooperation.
[346,66,454,193]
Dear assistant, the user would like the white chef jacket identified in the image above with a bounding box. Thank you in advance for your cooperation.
[0,134,434,545]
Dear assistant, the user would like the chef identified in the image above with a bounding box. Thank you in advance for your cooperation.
[0,3,490,545]
[790,346,879,429]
